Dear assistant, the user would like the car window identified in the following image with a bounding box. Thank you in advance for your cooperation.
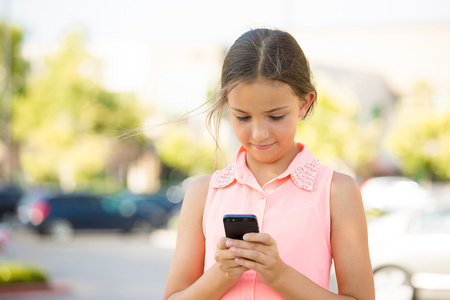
[101,197,121,213]
[59,196,102,210]
[83,197,103,209]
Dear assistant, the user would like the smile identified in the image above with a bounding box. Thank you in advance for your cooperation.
[252,143,275,151]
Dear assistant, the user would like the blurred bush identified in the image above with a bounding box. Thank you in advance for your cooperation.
[387,82,450,181]
[298,91,381,177]
[0,260,48,284]
[388,109,450,181]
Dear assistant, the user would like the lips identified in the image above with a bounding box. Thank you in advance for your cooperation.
[252,143,275,151]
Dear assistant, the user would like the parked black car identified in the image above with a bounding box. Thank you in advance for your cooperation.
[0,185,23,220]
[108,189,183,230]
[22,192,178,240]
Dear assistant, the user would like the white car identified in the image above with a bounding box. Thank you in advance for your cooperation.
[360,176,430,213]
[368,199,450,300]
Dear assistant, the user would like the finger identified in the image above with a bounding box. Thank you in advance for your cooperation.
[233,250,279,273]
[216,253,250,278]
[217,237,229,250]
[243,232,274,245]
[215,248,237,262]
[223,264,250,279]
[226,238,257,250]
[230,246,263,263]
[218,254,246,269]
[216,240,246,262]
[235,257,259,271]
[229,240,279,268]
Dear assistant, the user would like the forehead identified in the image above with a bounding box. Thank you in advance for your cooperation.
[227,78,299,107]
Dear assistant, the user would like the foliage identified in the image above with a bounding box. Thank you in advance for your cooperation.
[0,260,48,284]
[11,32,145,190]
[0,22,29,182]
[388,109,450,181]
[0,22,29,95]
[154,122,218,176]
[297,91,381,174]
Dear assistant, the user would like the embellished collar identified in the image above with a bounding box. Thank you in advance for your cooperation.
[213,143,320,191]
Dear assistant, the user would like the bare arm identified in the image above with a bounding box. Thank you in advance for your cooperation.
[329,172,375,299]
[162,175,244,300]
[228,172,375,299]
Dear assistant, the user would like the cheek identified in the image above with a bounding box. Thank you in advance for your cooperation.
[274,120,298,139]
[231,121,249,139]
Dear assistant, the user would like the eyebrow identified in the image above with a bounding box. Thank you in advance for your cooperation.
[229,106,289,114]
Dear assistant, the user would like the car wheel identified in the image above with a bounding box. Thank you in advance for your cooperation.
[48,219,74,243]
[374,266,416,300]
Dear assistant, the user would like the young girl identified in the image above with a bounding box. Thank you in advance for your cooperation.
[163,28,375,300]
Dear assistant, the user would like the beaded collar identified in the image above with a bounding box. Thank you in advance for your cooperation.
[213,144,320,191]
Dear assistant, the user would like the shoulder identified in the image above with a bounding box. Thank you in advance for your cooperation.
[176,174,214,244]
[185,174,214,197]
[187,173,214,190]
[330,171,361,200]
[329,171,367,238]
[182,174,214,213]
[330,171,365,222]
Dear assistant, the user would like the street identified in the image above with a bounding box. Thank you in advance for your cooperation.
[3,224,339,299]
[3,227,177,300]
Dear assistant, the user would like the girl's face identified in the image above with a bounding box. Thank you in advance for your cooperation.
[227,77,314,168]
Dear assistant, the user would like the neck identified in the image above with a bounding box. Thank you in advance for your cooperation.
[246,143,300,186]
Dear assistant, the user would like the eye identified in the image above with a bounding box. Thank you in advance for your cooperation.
[235,115,250,121]
[270,115,285,121]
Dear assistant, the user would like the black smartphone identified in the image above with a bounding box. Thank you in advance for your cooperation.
[223,214,259,240]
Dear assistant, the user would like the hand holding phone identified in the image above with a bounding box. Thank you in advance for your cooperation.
[223,214,259,240]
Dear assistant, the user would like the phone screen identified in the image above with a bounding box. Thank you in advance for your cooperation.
[223,214,259,240]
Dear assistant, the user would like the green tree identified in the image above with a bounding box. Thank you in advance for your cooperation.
[155,121,218,177]
[297,92,381,177]
[12,32,145,191]
[0,22,29,182]
[388,109,450,181]
[385,82,450,181]
[0,22,28,94]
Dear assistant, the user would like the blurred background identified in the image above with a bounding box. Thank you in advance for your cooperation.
[0,0,449,299]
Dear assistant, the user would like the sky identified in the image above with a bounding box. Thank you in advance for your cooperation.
[6,0,450,46]
[2,0,450,105]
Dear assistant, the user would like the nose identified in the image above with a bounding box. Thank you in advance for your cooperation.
[252,120,269,141]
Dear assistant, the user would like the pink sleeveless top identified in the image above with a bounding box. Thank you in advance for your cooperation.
[203,143,334,299]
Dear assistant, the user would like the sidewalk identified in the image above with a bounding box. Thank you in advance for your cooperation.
[0,280,70,298]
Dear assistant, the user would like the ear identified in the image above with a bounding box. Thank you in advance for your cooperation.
[299,91,316,118]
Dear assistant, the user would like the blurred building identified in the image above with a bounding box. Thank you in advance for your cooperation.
[313,65,398,125]
[127,150,161,194]
[143,43,225,116]
[291,23,450,95]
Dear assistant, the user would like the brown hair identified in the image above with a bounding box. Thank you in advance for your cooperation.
[207,28,317,165]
